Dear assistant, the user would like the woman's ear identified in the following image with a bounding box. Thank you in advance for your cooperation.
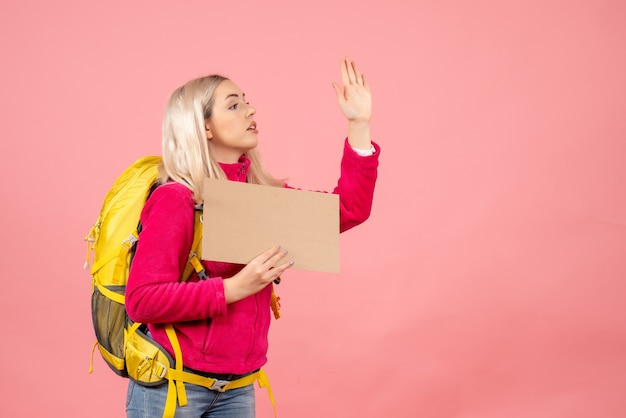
[205,121,213,140]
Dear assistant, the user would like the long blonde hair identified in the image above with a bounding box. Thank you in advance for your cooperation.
[159,75,285,203]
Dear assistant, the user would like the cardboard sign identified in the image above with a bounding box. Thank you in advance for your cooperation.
[202,178,340,273]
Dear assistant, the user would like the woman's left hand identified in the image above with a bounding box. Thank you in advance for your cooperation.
[333,57,372,123]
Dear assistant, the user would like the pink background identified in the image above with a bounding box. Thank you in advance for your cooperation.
[2,1,625,417]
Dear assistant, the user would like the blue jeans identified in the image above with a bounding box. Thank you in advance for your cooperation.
[126,379,256,418]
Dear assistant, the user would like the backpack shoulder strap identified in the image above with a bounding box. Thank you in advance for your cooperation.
[182,208,205,282]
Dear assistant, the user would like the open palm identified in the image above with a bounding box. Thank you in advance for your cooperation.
[333,58,372,122]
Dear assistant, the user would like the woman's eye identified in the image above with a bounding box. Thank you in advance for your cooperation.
[229,103,239,110]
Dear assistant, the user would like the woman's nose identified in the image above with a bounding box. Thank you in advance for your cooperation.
[246,104,256,117]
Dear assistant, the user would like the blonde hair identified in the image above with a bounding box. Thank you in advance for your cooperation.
[159,75,285,203]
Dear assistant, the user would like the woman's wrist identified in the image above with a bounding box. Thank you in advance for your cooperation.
[347,120,371,150]
[223,278,244,304]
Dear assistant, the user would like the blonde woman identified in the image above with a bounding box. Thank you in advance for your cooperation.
[125,57,379,417]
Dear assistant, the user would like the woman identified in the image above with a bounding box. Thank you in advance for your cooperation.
[125,57,379,417]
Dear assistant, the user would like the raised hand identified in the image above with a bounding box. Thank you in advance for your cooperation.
[332,57,372,150]
[332,57,372,123]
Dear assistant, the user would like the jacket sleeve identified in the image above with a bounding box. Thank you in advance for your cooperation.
[335,139,380,232]
[125,183,227,324]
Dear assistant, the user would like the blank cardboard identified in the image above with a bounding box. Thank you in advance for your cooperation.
[202,178,340,273]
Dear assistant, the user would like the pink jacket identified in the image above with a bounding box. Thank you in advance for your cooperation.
[126,139,379,374]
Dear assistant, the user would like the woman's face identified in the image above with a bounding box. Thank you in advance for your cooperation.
[205,80,258,163]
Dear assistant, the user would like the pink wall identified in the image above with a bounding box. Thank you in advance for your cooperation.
[2,1,625,417]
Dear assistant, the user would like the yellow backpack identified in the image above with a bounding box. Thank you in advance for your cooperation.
[84,156,278,418]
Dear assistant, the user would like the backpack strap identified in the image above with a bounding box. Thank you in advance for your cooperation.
[182,209,205,281]
[163,367,277,418]
[162,321,277,418]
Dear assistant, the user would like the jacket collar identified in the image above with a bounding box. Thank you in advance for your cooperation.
[218,155,250,182]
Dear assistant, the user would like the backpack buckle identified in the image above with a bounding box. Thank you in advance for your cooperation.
[209,379,229,392]
[121,233,138,250]
[156,363,167,379]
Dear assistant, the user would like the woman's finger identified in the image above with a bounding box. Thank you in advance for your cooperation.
[267,259,293,283]
[345,57,357,84]
[362,74,370,91]
[266,247,289,268]
[351,60,363,85]
[255,245,282,265]
[274,259,295,284]
[340,58,350,87]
